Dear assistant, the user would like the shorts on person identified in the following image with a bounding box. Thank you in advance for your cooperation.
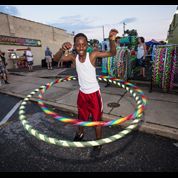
[77,90,103,121]
[45,56,52,63]
[27,61,33,66]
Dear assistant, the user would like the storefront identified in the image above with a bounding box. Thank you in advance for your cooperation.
[0,12,73,69]
[0,35,42,69]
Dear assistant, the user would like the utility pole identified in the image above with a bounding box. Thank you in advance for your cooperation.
[123,22,126,37]
[102,25,105,40]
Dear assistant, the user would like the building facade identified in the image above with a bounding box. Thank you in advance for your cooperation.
[0,12,73,69]
[167,6,178,44]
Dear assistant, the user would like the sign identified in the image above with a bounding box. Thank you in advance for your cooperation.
[0,35,42,47]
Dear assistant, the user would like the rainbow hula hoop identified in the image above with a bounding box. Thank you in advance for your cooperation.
[18,76,147,147]
[37,75,147,127]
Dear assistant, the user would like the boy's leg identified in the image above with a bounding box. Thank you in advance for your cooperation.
[95,126,102,140]
[74,91,89,141]
[92,125,102,154]
[88,90,103,152]
[78,126,84,134]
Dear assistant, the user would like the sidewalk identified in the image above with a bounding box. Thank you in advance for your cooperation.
[1,67,178,140]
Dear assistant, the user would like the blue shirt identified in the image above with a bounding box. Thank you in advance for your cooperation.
[45,49,52,57]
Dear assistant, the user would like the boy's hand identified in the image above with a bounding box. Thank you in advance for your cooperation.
[109,29,118,41]
[62,42,72,51]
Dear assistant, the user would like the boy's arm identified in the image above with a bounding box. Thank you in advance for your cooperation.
[91,29,118,59]
[95,40,116,58]
[53,42,74,62]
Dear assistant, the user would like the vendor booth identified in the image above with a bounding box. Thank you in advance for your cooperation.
[7,48,29,69]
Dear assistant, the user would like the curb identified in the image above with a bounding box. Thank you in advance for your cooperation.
[0,90,178,141]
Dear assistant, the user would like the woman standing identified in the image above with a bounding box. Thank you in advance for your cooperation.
[136,37,147,78]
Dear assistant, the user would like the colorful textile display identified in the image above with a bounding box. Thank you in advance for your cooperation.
[114,46,131,80]
[152,45,177,91]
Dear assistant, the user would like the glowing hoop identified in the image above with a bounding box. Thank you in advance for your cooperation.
[18,76,147,148]
[37,76,147,127]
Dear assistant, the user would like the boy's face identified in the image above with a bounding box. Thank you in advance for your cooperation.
[75,37,88,56]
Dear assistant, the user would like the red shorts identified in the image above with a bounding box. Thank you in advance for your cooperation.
[77,90,103,121]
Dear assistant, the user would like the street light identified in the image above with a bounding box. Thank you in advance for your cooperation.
[102,25,105,40]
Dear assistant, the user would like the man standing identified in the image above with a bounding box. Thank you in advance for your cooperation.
[45,47,53,70]
[26,47,34,72]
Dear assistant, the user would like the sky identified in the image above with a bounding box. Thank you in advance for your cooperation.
[0,5,177,42]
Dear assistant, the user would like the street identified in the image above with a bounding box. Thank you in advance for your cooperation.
[0,93,178,172]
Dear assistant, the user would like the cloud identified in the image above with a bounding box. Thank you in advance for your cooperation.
[0,5,19,16]
[119,17,137,24]
[49,15,99,33]
[49,15,135,40]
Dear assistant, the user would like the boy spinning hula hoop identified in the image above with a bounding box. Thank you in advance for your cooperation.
[54,29,118,152]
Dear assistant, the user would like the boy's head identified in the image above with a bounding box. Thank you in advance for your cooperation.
[74,33,88,56]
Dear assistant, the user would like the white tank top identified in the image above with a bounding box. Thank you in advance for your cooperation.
[137,44,144,59]
[76,53,100,94]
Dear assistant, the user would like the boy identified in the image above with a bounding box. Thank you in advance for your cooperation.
[54,29,118,151]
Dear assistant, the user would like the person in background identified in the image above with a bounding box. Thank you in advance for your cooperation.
[115,36,121,47]
[45,47,53,70]
[136,37,147,78]
[0,57,9,84]
[0,50,9,84]
[26,47,34,72]
[105,36,121,87]
[0,50,7,66]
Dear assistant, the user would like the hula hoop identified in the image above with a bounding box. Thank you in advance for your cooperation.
[19,94,142,148]
[37,75,147,127]
[18,76,147,148]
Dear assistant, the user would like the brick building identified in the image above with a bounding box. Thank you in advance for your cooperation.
[0,12,73,69]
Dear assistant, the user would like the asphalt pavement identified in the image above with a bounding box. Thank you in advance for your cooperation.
[0,93,178,172]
